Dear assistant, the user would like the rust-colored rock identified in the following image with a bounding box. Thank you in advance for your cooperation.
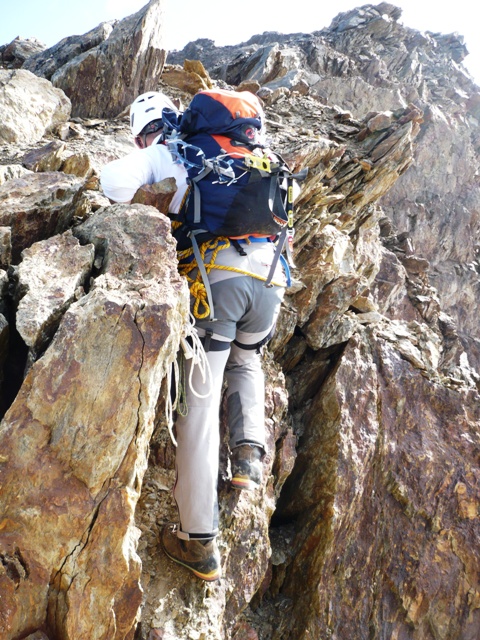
[0,172,84,262]
[131,178,178,211]
[276,329,480,639]
[0,3,479,640]
[160,64,211,95]
[22,140,67,172]
[61,152,95,178]
[0,204,189,640]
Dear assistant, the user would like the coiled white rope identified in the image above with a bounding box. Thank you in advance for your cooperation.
[165,312,213,446]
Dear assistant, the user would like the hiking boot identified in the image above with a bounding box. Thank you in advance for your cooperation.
[231,444,263,490]
[161,524,221,582]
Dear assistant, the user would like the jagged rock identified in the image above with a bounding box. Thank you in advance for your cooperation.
[275,327,480,639]
[0,172,84,262]
[0,69,71,143]
[230,44,302,86]
[15,230,95,353]
[38,121,136,182]
[0,204,189,640]
[72,190,111,221]
[184,58,213,85]
[22,21,116,80]
[48,0,167,118]
[131,178,178,209]
[367,110,395,131]
[381,102,480,357]
[170,3,479,367]
[1,36,45,69]
[0,164,33,185]
[161,63,211,94]
[371,246,422,322]
[22,140,67,172]
[61,152,95,178]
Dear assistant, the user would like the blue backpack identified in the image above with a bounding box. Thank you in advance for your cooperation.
[162,89,306,318]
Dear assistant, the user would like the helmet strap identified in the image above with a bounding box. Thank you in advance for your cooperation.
[135,134,147,149]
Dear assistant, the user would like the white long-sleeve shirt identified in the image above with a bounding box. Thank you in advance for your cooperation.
[100,142,189,212]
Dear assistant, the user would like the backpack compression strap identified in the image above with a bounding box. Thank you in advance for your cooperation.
[264,173,293,288]
[191,166,213,225]
[264,226,287,288]
[264,168,308,287]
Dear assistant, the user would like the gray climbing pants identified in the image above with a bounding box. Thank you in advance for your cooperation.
[174,275,284,540]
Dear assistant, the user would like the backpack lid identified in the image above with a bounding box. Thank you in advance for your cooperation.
[180,89,266,147]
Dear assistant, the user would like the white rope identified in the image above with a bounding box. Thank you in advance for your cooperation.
[182,312,213,399]
[165,312,213,447]
[165,354,179,446]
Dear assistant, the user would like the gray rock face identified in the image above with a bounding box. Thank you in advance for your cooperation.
[1,37,46,68]
[22,21,116,80]
[3,1,167,121]
[29,0,167,119]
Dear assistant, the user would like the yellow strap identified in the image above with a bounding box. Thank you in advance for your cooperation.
[206,262,284,287]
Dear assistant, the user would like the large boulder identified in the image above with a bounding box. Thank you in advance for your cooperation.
[0,69,70,144]
[1,37,45,69]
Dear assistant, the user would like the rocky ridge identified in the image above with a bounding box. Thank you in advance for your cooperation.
[167,1,480,371]
[0,2,479,639]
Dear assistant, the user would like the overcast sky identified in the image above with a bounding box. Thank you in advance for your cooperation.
[2,0,479,84]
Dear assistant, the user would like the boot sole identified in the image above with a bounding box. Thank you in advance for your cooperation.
[162,546,222,581]
[231,475,261,491]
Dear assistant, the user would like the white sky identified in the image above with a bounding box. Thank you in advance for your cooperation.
[1,0,479,84]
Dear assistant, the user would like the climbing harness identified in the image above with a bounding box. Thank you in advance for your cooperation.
[175,235,286,321]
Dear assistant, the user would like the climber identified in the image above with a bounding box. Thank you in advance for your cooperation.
[100,91,288,582]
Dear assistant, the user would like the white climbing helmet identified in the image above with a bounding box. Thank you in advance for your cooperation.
[129,91,178,137]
